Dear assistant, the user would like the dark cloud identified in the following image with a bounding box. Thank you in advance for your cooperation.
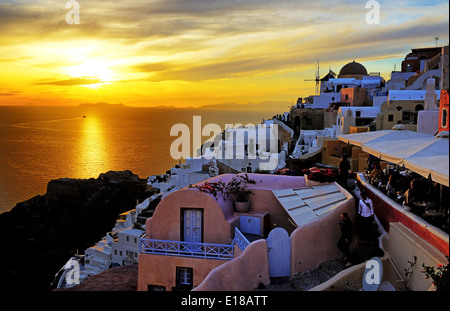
[0,91,21,96]
[1,1,448,85]
[33,77,102,86]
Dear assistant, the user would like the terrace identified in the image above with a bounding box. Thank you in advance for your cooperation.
[140,227,250,261]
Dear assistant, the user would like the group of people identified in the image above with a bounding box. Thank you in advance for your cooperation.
[365,154,445,210]
[337,189,375,264]
[335,154,448,264]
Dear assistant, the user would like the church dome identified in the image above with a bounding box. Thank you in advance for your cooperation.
[339,61,368,76]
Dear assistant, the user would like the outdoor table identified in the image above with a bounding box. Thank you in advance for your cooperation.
[424,209,444,217]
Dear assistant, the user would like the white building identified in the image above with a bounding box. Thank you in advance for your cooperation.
[417,78,440,135]
[79,209,144,283]
[213,120,288,173]
[322,76,384,93]
[111,228,143,266]
[336,106,380,136]
[291,128,336,159]
[147,156,218,193]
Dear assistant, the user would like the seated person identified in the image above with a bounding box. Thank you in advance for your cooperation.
[369,163,384,185]
[426,182,440,205]
[404,180,420,208]
[385,174,398,197]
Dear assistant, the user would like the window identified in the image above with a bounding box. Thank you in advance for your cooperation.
[402,111,410,121]
[406,63,413,72]
[388,114,394,122]
[126,236,129,242]
[355,111,361,117]
[175,267,193,290]
[415,104,424,111]
[148,285,166,291]
[134,238,137,244]
[442,109,448,128]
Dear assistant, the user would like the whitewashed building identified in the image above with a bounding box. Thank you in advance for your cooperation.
[336,106,380,136]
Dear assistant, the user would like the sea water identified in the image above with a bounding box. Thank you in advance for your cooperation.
[0,105,281,213]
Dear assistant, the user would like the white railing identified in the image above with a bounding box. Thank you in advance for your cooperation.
[140,235,234,260]
[232,227,250,251]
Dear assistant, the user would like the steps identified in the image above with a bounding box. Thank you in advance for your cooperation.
[255,258,347,291]
[135,208,154,230]
[289,259,347,291]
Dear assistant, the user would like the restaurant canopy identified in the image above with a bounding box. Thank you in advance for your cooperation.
[338,128,431,147]
[338,129,449,187]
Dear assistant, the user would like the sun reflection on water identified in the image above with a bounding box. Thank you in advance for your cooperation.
[76,116,108,178]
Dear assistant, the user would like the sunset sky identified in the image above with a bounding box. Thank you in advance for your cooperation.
[0,0,448,108]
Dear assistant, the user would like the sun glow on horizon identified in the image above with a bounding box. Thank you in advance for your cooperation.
[62,59,116,85]
[0,1,448,107]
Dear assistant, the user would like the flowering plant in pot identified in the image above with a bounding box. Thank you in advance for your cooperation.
[224,174,261,212]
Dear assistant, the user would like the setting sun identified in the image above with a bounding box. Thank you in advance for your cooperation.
[62,59,116,86]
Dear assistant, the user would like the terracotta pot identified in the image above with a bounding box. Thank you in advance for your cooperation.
[234,201,250,213]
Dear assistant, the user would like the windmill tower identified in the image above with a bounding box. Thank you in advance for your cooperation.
[304,60,320,95]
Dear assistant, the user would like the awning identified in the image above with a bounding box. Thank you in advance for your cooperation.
[338,130,449,187]
[404,155,449,187]
[338,129,431,147]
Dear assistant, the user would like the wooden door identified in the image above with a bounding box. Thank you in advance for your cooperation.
[240,216,261,235]
[182,208,203,243]
[267,227,291,277]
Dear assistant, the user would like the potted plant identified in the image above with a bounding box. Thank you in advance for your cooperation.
[224,174,260,213]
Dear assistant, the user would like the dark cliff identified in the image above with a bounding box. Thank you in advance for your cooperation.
[0,170,149,291]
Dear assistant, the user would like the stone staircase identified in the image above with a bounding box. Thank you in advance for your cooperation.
[289,259,348,291]
[135,208,154,230]
[255,241,383,291]
[255,258,347,291]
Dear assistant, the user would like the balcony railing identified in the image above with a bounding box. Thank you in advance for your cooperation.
[232,227,250,251]
[140,228,252,261]
[140,235,234,260]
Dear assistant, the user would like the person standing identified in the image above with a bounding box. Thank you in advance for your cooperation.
[358,190,374,241]
[337,212,353,262]
[339,155,351,188]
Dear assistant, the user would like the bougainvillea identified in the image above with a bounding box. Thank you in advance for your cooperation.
[189,174,261,202]
[188,180,225,199]
[422,256,449,291]
[275,167,338,183]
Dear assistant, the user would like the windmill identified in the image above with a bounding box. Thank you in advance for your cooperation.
[304,60,320,95]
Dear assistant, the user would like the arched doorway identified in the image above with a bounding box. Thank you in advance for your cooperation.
[267,228,291,278]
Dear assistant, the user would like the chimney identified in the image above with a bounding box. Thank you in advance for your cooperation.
[424,78,437,110]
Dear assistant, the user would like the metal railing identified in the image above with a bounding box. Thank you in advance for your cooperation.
[232,227,250,251]
[140,227,253,260]
[140,235,234,260]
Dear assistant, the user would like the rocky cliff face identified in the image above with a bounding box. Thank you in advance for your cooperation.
[0,170,149,291]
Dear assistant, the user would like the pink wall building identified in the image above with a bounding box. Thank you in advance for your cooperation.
[138,173,355,291]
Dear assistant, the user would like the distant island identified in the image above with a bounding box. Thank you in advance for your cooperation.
[75,100,292,111]
[199,100,292,110]
[78,102,128,108]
